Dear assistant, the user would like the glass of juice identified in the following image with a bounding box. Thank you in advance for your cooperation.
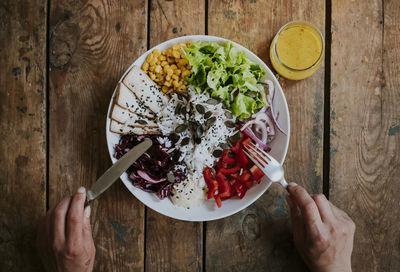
[270,21,324,80]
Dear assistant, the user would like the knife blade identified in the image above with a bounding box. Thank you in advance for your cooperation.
[86,138,152,202]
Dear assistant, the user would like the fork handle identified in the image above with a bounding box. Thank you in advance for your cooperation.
[279,178,288,189]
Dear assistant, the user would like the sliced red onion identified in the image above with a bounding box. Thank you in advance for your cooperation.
[268,107,287,136]
[137,170,166,184]
[240,119,268,143]
[243,127,270,151]
[255,111,276,136]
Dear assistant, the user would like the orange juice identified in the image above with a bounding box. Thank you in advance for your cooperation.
[270,22,324,80]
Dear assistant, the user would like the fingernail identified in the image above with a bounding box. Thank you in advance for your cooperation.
[288,182,298,187]
[77,187,86,194]
[286,195,293,208]
[84,205,91,218]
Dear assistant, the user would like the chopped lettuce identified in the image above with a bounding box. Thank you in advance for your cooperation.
[184,41,267,118]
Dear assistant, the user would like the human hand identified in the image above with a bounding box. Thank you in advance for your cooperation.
[286,183,355,272]
[37,187,95,272]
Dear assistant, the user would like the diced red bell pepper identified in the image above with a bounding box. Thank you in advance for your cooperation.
[219,185,235,200]
[219,166,240,175]
[250,164,264,181]
[245,181,253,189]
[238,169,252,183]
[230,172,240,180]
[233,182,247,199]
[204,167,219,199]
[222,150,236,165]
[207,179,218,199]
[214,195,222,208]
[231,141,241,154]
[216,172,233,200]
[217,159,231,169]
[203,167,214,181]
[241,137,253,147]
[236,148,248,167]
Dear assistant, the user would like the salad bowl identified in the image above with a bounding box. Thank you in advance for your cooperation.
[106,35,290,221]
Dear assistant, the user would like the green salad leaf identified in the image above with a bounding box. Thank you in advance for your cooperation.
[184,41,267,118]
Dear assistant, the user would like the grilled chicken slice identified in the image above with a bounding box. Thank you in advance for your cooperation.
[110,120,161,135]
[122,66,167,113]
[111,104,158,128]
[114,83,155,119]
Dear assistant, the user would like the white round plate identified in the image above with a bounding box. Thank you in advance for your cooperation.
[106,35,290,221]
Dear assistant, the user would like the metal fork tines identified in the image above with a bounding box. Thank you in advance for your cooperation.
[243,142,288,188]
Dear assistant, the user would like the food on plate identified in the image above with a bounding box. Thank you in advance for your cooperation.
[157,90,237,208]
[110,40,284,209]
[141,43,192,93]
[113,83,155,119]
[111,104,158,128]
[122,66,168,113]
[204,136,265,208]
[110,120,161,135]
[114,134,186,199]
[183,41,267,118]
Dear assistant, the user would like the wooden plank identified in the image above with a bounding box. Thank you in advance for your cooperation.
[206,0,325,270]
[330,0,400,270]
[144,0,205,271]
[0,0,47,271]
[48,1,148,271]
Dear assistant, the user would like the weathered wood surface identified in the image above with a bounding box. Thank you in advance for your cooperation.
[330,0,400,271]
[206,0,325,271]
[0,0,47,271]
[49,0,148,271]
[145,1,205,271]
[2,0,400,271]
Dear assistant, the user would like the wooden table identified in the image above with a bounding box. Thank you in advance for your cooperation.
[1,0,399,271]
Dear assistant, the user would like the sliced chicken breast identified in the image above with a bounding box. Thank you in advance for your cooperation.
[122,66,167,113]
[111,104,158,128]
[114,83,155,119]
[110,120,161,135]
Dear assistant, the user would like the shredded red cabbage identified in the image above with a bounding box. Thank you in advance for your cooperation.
[114,134,186,199]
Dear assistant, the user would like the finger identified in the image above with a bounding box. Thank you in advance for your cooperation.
[83,205,93,240]
[311,194,334,223]
[329,202,352,221]
[286,195,305,240]
[66,187,86,244]
[287,183,323,237]
[52,196,72,246]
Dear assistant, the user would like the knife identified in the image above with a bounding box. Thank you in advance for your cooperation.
[86,138,152,204]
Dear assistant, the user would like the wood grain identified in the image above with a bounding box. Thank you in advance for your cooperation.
[0,0,47,271]
[49,0,148,271]
[145,1,205,271]
[330,0,400,271]
[206,0,325,270]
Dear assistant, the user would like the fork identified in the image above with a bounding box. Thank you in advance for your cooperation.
[243,142,288,189]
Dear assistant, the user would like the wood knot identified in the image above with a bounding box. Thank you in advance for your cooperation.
[50,15,78,69]
[241,213,261,240]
